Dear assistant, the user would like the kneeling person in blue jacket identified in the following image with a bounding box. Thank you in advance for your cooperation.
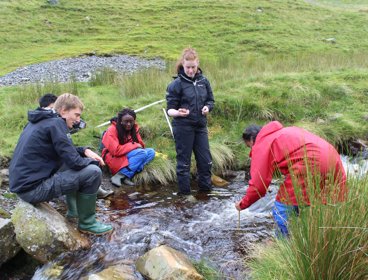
[9,93,113,235]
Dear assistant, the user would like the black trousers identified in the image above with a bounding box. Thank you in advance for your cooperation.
[173,124,212,194]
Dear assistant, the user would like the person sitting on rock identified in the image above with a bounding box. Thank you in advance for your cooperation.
[102,108,155,187]
[38,93,114,199]
[9,93,113,235]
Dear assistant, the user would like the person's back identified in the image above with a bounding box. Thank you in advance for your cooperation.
[249,121,346,206]
[10,109,61,193]
[236,121,346,237]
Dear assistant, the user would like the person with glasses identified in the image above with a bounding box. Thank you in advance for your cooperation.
[101,108,155,187]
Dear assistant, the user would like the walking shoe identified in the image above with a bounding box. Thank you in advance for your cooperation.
[97,186,114,199]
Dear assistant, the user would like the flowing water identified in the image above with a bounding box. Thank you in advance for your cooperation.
[32,171,276,280]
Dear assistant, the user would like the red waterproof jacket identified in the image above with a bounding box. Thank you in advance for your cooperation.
[239,121,347,209]
[101,121,145,175]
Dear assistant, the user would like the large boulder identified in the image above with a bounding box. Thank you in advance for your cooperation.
[82,262,138,280]
[136,245,203,280]
[0,217,21,266]
[11,200,90,263]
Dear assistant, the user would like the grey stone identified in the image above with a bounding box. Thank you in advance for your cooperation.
[11,200,90,263]
[0,218,21,266]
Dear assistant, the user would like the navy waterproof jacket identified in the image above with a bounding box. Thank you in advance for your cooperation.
[166,68,215,127]
[9,109,94,194]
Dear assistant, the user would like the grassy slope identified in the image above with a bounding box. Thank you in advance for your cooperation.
[1,0,368,74]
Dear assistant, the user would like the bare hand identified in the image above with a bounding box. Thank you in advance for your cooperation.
[84,148,105,166]
[235,201,242,211]
[201,106,209,116]
[178,108,190,117]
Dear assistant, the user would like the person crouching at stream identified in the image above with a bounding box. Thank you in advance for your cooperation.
[235,121,347,237]
[101,108,155,187]
[9,93,113,235]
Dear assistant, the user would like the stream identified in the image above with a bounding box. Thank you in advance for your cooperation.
[32,171,276,280]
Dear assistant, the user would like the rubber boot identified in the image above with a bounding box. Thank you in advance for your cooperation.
[110,173,125,187]
[97,186,114,199]
[76,192,113,235]
[66,192,78,219]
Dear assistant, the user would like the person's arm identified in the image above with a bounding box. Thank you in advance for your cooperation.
[102,126,141,157]
[237,145,274,210]
[166,80,190,117]
[50,120,95,170]
[84,149,105,166]
[204,79,215,112]
[136,126,145,148]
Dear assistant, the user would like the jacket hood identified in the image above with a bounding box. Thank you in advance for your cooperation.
[256,121,284,143]
[28,109,58,124]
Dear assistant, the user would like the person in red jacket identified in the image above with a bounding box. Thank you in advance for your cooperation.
[235,121,347,237]
[102,108,155,187]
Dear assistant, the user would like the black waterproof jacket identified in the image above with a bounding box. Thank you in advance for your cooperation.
[166,68,215,127]
[9,109,94,194]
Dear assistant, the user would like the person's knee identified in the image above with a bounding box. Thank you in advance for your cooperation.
[86,164,102,176]
[81,165,102,183]
[146,148,155,161]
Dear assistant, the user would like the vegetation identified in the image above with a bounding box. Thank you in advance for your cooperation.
[248,173,368,280]
[0,0,368,279]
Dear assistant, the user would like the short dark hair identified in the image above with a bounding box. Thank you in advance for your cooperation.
[242,124,262,142]
[39,93,58,108]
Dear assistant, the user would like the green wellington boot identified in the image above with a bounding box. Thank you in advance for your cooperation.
[66,192,78,219]
[76,192,113,235]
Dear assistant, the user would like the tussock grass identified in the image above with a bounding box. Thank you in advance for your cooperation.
[248,171,368,280]
[134,154,176,186]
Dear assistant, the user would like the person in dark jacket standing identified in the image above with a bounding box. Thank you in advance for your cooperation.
[9,93,113,235]
[166,47,215,195]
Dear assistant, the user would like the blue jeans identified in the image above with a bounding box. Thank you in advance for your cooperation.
[272,201,299,238]
[119,148,155,179]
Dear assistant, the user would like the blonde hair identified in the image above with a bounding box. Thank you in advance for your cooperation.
[176,47,199,73]
[54,93,84,113]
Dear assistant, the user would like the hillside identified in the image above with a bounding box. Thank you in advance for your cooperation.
[1,0,368,74]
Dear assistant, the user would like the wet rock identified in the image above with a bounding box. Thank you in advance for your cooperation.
[11,200,90,263]
[82,262,138,280]
[211,174,229,187]
[136,245,203,280]
[0,218,21,266]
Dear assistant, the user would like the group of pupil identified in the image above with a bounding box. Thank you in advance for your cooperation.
[9,48,347,238]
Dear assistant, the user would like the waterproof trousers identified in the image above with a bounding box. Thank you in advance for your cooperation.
[18,164,101,204]
[272,201,300,238]
[173,124,212,195]
[119,148,155,179]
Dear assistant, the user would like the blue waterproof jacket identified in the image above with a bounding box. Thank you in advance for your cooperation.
[166,67,215,127]
[9,109,94,194]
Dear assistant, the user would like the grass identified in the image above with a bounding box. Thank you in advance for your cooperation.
[1,0,368,75]
[248,169,368,280]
